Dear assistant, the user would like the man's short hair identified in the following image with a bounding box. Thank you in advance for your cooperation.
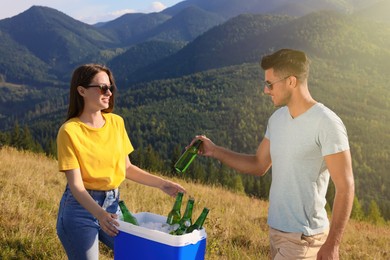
[261,49,310,80]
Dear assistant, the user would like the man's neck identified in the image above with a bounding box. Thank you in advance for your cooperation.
[288,87,317,118]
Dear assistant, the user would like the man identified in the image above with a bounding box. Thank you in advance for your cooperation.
[195,49,354,259]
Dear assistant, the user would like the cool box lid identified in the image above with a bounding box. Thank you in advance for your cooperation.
[117,212,207,247]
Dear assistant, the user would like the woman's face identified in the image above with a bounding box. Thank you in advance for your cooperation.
[79,71,112,113]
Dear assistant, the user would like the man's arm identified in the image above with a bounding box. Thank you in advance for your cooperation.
[317,150,355,259]
[196,135,272,176]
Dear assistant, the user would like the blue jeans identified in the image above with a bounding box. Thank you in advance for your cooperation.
[56,185,120,260]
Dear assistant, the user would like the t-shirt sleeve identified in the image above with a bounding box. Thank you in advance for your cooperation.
[56,126,80,171]
[264,123,270,140]
[318,113,350,156]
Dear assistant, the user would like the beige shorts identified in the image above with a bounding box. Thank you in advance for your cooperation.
[269,227,329,260]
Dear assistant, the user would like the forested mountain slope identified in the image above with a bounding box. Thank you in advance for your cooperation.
[0,1,389,219]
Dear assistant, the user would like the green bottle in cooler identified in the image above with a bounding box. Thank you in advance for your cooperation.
[186,207,209,233]
[118,200,139,226]
[166,192,183,225]
[174,140,202,172]
[171,198,195,235]
[179,198,194,227]
[171,223,187,235]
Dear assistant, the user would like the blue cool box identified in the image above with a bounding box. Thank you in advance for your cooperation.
[114,212,207,260]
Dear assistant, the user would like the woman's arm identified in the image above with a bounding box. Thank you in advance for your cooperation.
[64,169,119,236]
[125,156,185,197]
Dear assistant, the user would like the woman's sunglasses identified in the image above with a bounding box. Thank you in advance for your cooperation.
[84,84,115,94]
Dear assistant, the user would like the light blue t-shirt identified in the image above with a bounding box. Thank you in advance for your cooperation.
[264,103,349,236]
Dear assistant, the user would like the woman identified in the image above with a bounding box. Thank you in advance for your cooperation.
[56,64,185,260]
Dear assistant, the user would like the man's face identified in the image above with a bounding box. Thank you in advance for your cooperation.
[263,68,292,107]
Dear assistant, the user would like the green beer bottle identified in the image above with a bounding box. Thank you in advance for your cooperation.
[166,192,183,225]
[185,207,209,233]
[179,198,194,227]
[170,198,195,236]
[174,140,202,173]
[118,200,139,226]
[171,223,187,235]
[171,198,195,235]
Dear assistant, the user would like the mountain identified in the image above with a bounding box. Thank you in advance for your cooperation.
[140,6,225,43]
[0,6,120,84]
[123,10,390,84]
[0,0,389,219]
[0,6,117,58]
[0,5,225,86]
[107,40,185,84]
[124,14,293,83]
[0,1,386,87]
[0,29,52,84]
[114,59,390,219]
[100,6,224,46]
[98,12,171,45]
[162,0,383,18]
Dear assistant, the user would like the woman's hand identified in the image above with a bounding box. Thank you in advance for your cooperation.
[97,211,119,237]
[125,156,186,197]
[160,179,186,197]
[65,169,120,237]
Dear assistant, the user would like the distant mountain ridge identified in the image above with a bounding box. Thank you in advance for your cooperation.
[0,6,117,83]
[1,6,116,59]
[0,0,386,86]
[98,12,171,45]
[162,0,384,18]
[117,10,390,85]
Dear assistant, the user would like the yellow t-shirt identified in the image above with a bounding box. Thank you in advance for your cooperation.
[57,113,134,190]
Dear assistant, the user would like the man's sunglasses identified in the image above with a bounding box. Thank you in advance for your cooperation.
[264,76,291,90]
[84,84,115,94]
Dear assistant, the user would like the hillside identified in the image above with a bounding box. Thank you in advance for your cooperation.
[2,58,390,221]
[1,147,389,259]
[141,6,225,43]
[0,0,387,87]
[125,14,293,83]
[98,12,171,44]
[0,29,53,84]
[162,0,379,18]
[0,0,389,225]
[118,59,390,218]
[107,40,185,82]
[0,6,118,81]
[126,11,390,83]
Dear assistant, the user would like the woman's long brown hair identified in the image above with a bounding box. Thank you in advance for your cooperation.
[66,64,116,122]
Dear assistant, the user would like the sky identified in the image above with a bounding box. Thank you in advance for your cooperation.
[0,0,185,24]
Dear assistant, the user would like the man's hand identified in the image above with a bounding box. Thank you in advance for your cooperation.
[317,242,339,260]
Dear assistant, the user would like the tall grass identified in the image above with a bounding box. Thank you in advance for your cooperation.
[0,146,389,259]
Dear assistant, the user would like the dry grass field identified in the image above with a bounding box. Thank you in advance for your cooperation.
[0,146,389,259]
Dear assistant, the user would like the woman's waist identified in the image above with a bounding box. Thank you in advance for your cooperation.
[86,187,119,199]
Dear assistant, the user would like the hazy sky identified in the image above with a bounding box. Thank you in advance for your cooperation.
[0,0,185,24]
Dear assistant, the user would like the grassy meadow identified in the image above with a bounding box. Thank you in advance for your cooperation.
[0,146,389,259]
